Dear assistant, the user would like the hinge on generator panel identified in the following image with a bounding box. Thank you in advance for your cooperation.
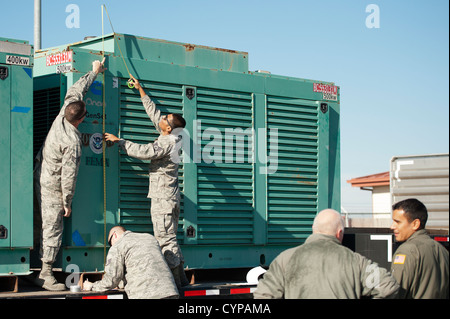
[186,226,196,238]
[0,225,7,239]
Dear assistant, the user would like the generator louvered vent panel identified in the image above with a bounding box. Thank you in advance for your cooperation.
[33,87,61,158]
[119,79,184,235]
[266,96,318,244]
[196,87,254,244]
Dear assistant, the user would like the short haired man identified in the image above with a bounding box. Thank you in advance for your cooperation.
[104,76,188,288]
[34,59,106,291]
[253,209,399,299]
[391,198,449,299]
[83,226,179,299]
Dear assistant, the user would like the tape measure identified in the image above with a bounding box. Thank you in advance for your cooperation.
[102,4,134,85]
[101,5,140,266]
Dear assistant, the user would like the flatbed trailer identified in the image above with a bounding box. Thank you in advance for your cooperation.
[0,268,257,299]
[1,229,448,299]
[0,282,256,300]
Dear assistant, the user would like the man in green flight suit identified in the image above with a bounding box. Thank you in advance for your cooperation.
[390,198,449,299]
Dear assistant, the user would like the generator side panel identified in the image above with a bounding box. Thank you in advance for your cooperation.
[0,62,11,249]
[110,55,341,269]
[0,38,34,275]
[10,61,34,248]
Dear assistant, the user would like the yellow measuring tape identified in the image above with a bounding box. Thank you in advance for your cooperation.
[102,4,135,88]
[101,4,107,268]
[100,4,135,268]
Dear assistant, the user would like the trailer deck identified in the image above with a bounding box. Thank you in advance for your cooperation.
[0,268,258,299]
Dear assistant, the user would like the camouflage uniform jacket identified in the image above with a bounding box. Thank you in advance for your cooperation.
[117,94,181,200]
[35,71,97,208]
[92,231,179,299]
[391,229,449,299]
[254,234,399,299]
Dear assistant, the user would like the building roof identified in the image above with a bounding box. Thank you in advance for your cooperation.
[347,171,390,188]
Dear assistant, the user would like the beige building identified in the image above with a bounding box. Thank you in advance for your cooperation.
[347,172,391,227]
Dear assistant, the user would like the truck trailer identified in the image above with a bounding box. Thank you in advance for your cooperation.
[1,33,341,297]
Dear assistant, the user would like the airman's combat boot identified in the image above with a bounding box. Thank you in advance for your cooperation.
[35,262,66,291]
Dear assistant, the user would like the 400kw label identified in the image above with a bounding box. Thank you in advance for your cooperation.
[5,55,30,66]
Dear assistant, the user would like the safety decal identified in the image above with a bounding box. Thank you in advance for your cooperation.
[313,83,338,101]
[46,51,73,66]
[56,64,72,74]
[89,133,104,154]
[72,230,86,247]
[23,67,32,78]
[11,106,31,113]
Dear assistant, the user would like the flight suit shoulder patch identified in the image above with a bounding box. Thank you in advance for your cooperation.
[393,254,406,265]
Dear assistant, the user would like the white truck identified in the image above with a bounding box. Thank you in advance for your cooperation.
[390,153,449,230]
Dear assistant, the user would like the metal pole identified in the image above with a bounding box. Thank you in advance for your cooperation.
[34,0,41,50]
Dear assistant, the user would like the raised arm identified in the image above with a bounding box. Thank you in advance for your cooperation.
[104,133,171,161]
[59,58,107,116]
[129,75,162,133]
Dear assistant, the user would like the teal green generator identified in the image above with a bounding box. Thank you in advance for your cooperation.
[0,38,34,276]
[32,33,340,272]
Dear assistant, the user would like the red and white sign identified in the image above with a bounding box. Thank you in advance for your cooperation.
[46,51,73,66]
[313,83,338,101]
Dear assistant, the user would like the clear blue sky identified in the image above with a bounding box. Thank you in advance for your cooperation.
[1,0,449,213]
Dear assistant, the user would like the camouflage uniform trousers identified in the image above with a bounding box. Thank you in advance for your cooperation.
[150,198,184,269]
[34,168,65,265]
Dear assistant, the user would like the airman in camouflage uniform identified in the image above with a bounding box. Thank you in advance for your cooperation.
[104,76,189,288]
[83,226,179,299]
[34,59,106,291]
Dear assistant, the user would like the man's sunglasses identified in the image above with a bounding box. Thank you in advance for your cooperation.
[108,231,116,246]
[162,114,174,130]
